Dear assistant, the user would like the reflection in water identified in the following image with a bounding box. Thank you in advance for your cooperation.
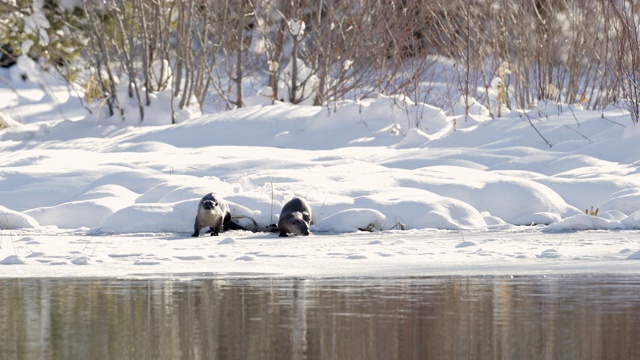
[1,276,640,359]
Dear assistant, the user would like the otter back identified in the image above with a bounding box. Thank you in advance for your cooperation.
[191,193,231,237]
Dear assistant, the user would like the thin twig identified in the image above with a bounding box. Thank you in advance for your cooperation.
[452,204,465,243]
[521,109,552,148]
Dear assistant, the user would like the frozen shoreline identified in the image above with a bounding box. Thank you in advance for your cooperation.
[2,230,639,279]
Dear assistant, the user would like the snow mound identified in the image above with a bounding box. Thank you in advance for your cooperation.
[621,210,640,229]
[97,200,194,233]
[626,251,640,260]
[354,189,486,230]
[320,208,386,232]
[0,255,28,265]
[547,214,625,231]
[599,189,640,215]
[395,128,431,149]
[456,241,478,248]
[218,237,236,245]
[25,197,134,229]
[24,184,139,229]
[537,249,565,259]
[0,205,39,229]
[0,113,21,129]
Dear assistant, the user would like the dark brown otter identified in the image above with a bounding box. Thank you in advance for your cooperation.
[191,193,231,237]
[278,197,313,237]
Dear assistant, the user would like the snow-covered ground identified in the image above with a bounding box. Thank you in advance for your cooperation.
[2,64,640,278]
[2,229,640,278]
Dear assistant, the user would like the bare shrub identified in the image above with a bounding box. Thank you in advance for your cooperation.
[9,0,640,125]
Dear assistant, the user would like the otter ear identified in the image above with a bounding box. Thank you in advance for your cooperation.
[302,212,311,222]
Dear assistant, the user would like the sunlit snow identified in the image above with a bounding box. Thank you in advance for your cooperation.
[2,63,640,278]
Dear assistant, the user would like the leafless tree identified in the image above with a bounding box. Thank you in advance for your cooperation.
[11,0,637,126]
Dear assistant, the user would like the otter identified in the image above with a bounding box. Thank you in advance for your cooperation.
[191,193,232,237]
[278,197,313,237]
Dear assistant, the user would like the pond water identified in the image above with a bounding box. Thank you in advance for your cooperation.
[2,275,639,359]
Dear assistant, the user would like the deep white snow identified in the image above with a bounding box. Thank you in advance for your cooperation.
[2,62,640,278]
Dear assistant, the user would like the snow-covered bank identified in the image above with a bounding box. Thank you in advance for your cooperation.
[2,66,640,277]
[2,98,640,234]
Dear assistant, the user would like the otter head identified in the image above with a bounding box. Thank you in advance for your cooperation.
[201,199,217,211]
[285,212,310,236]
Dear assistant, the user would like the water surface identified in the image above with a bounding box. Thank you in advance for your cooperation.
[2,276,639,359]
